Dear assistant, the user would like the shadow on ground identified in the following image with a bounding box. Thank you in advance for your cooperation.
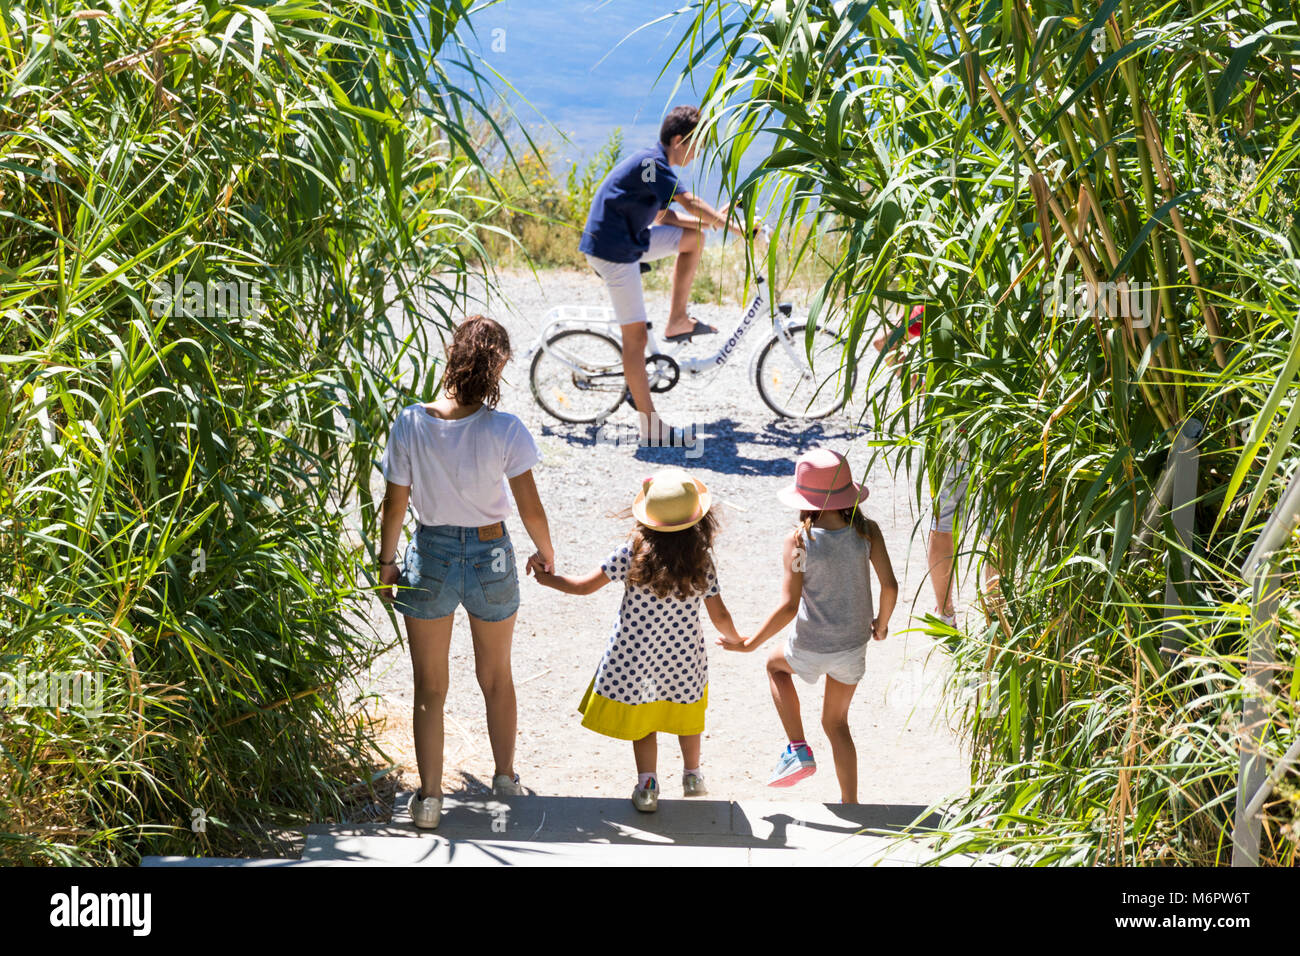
[538,416,869,476]
[368,791,944,851]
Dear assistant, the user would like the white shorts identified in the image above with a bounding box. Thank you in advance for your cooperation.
[785,636,868,686]
[930,457,992,539]
[931,458,969,534]
[584,224,683,326]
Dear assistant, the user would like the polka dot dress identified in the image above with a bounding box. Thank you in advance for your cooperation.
[576,543,719,740]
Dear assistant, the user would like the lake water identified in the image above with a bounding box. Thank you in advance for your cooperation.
[450,0,758,205]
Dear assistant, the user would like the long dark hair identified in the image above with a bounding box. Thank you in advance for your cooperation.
[627,511,719,600]
[797,506,874,545]
[441,314,511,407]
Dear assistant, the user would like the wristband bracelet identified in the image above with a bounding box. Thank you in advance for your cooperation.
[379,559,397,566]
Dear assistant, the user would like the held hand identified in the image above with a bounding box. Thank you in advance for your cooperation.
[532,568,559,590]
[717,634,753,652]
[872,617,888,641]
[526,552,553,576]
[378,563,400,603]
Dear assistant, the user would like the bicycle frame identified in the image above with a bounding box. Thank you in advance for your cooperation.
[522,275,807,387]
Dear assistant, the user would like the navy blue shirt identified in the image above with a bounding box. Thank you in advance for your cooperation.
[579,142,680,263]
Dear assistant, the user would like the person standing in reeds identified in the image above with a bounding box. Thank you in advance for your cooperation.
[873,304,984,629]
[377,315,556,830]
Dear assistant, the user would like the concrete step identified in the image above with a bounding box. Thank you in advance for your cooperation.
[297,793,969,866]
[296,834,972,867]
[140,856,347,868]
[381,791,940,841]
[143,794,982,867]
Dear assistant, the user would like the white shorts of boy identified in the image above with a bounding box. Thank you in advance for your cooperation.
[931,458,970,534]
[931,457,993,544]
[784,636,868,686]
[584,224,684,326]
[930,430,987,535]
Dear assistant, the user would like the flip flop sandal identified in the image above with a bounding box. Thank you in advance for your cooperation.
[663,318,719,342]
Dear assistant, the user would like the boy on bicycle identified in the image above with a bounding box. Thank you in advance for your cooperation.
[580,105,757,445]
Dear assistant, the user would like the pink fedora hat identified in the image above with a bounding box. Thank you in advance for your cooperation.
[777,448,867,512]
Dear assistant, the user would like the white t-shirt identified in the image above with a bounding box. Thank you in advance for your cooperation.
[380,403,540,527]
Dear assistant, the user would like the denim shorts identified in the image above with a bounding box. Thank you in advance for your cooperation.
[394,524,520,622]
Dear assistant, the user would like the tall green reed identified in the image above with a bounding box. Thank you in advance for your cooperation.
[1,0,507,863]
[670,0,1299,864]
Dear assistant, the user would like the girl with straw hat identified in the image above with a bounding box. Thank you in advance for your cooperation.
[534,468,742,812]
[720,448,897,804]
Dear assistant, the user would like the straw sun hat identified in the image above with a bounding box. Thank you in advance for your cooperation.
[632,468,712,532]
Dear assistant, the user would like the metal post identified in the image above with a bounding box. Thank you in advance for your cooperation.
[1159,418,1203,664]
[1231,467,1300,866]
[1130,454,1176,557]
[1242,730,1300,822]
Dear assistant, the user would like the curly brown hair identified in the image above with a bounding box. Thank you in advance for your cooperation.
[441,314,511,407]
[627,510,719,600]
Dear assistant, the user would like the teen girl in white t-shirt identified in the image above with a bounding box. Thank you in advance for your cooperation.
[377,315,555,830]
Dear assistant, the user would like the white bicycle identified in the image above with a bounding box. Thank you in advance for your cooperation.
[524,260,856,424]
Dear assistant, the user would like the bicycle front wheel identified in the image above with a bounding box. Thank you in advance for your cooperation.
[755,323,855,420]
[529,328,627,423]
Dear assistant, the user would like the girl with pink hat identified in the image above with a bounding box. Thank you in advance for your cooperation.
[721,448,897,803]
[534,468,743,812]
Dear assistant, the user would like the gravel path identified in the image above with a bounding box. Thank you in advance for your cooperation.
[359,267,975,807]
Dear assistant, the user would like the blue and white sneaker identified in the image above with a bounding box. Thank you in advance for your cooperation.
[767,743,816,787]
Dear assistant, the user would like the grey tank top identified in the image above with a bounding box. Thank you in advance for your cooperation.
[793,524,873,653]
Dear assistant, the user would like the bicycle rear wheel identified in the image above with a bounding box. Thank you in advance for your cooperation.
[755,323,855,419]
[529,328,626,423]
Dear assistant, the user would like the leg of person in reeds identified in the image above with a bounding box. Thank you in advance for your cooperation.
[821,677,858,804]
[928,529,957,621]
[407,613,454,798]
[468,612,519,784]
[978,552,1007,633]
[766,647,805,742]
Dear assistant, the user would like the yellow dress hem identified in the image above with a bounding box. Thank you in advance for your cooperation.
[578,678,707,740]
